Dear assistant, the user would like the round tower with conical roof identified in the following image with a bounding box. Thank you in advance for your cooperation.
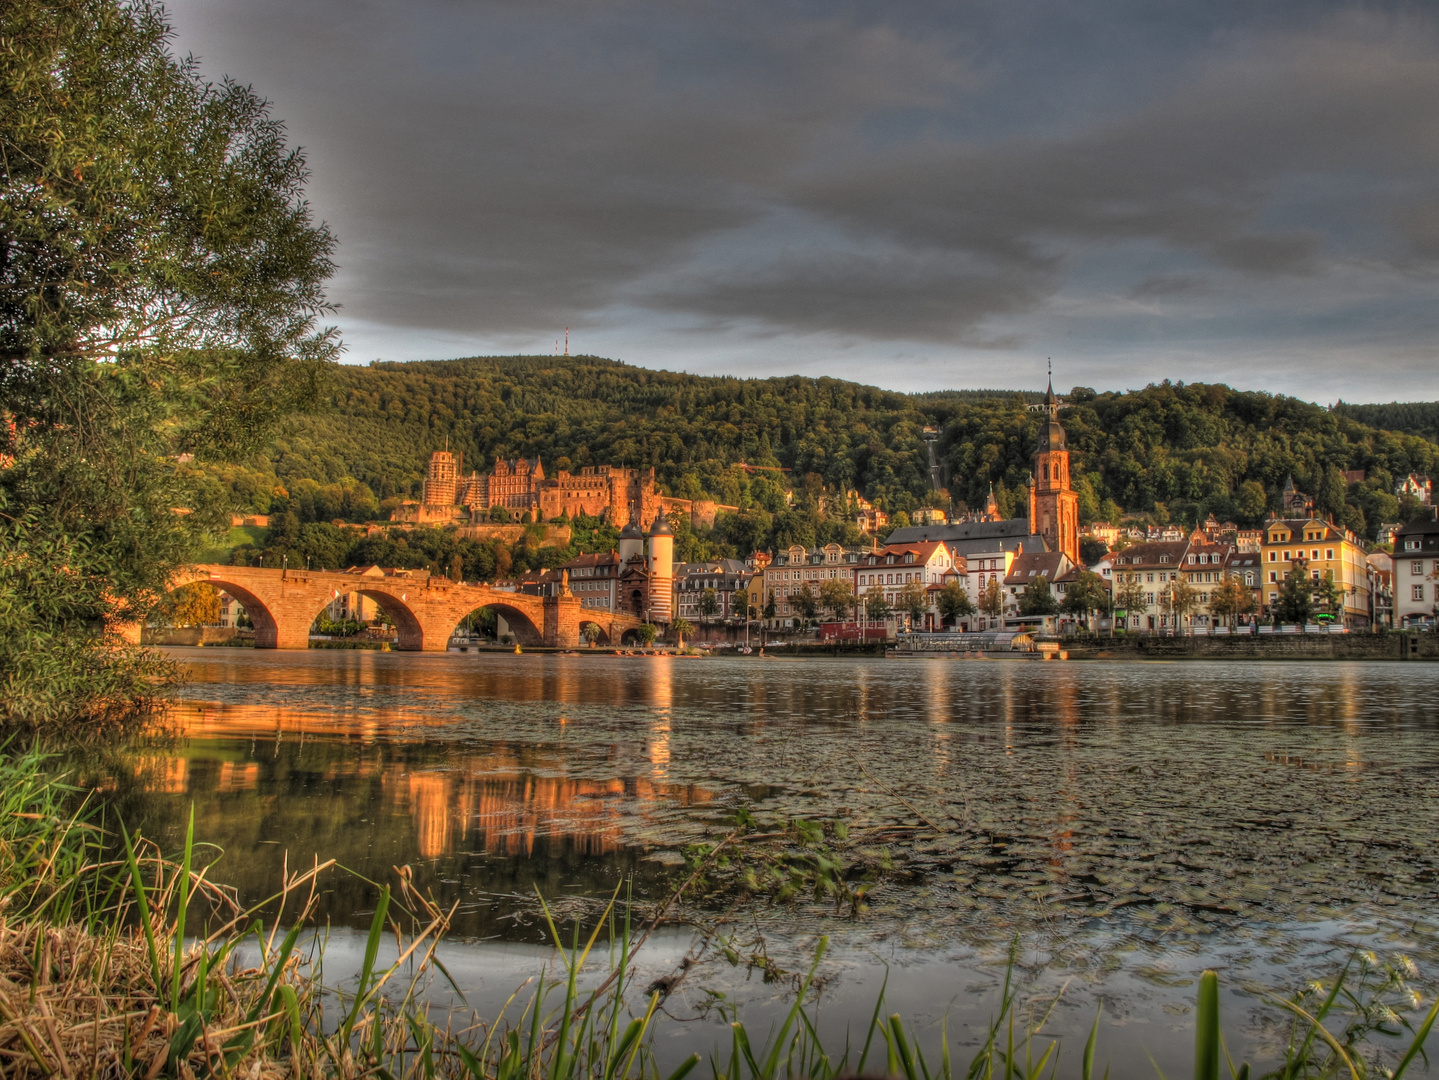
[618,507,645,565]
[647,514,674,623]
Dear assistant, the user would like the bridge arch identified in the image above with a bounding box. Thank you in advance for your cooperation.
[166,575,282,648]
[304,587,426,649]
[444,601,544,648]
[577,618,611,647]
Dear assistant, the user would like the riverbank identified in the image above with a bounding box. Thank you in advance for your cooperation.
[1062,629,1439,661]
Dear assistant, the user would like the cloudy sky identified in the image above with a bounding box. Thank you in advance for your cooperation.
[167,0,1439,401]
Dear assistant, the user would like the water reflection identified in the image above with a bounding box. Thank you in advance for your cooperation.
[109,651,1439,955]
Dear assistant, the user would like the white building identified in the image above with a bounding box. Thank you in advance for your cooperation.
[1393,508,1439,628]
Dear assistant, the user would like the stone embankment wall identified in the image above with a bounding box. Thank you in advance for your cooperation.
[142,626,242,647]
[1066,632,1439,661]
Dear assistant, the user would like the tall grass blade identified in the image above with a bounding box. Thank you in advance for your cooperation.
[1082,1008,1101,1080]
[1391,992,1439,1079]
[340,884,391,1044]
[171,803,194,1015]
[856,967,889,1076]
[1195,970,1219,1080]
[119,822,162,993]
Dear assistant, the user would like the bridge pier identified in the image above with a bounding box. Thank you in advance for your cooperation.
[543,595,582,648]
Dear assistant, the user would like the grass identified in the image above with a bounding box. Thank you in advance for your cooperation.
[195,525,270,565]
[0,745,1437,1079]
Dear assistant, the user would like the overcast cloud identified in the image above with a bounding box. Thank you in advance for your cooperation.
[166,0,1439,401]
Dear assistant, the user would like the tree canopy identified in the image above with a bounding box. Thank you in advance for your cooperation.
[0,0,337,728]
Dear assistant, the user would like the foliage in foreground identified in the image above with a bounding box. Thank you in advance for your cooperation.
[0,0,338,730]
[0,747,1437,1079]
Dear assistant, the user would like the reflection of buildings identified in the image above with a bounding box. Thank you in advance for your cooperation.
[138,702,715,863]
[389,760,713,860]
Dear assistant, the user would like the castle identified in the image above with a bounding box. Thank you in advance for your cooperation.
[391,450,733,527]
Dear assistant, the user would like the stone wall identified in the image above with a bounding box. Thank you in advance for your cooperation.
[142,626,241,647]
[450,523,572,546]
[1066,631,1439,661]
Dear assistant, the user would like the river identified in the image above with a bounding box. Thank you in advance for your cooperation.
[98,648,1439,1076]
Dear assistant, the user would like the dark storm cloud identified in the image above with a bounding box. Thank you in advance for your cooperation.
[166,0,1439,392]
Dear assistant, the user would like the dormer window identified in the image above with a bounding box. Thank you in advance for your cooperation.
[905,553,915,563]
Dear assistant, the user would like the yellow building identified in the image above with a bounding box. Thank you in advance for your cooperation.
[1260,517,1372,627]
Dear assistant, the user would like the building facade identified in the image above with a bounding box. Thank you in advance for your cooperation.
[761,544,863,630]
[673,559,750,627]
[854,541,966,631]
[1260,517,1373,627]
[1393,508,1439,627]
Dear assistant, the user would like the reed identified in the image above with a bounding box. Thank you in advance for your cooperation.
[0,746,1436,1079]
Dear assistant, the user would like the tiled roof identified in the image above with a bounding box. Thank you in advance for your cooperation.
[1106,540,1189,567]
[885,519,1033,545]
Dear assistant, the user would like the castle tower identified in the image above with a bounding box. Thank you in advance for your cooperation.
[618,507,645,565]
[647,515,674,624]
[1029,377,1080,563]
[423,450,459,507]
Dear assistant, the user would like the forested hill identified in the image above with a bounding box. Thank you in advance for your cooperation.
[1333,401,1439,444]
[207,356,1439,542]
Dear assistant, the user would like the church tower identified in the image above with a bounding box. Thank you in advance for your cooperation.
[1028,376,1080,563]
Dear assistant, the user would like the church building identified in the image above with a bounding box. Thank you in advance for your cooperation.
[1027,378,1080,564]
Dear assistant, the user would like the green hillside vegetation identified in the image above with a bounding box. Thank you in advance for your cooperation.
[202,358,1439,575]
[1333,400,1439,444]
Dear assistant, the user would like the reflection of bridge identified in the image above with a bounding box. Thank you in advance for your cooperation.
[139,566,645,651]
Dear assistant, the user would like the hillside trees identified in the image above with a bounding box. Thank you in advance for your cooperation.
[0,0,336,728]
[214,362,1439,554]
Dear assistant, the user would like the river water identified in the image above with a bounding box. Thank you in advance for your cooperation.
[102,649,1439,1076]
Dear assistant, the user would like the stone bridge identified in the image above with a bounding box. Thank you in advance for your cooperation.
[147,566,646,651]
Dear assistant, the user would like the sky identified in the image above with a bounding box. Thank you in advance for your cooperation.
[165,0,1439,403]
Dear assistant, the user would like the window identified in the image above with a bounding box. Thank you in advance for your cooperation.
[1269,572,1278,583]
[1146,592,1155,605]
[1326,549,1334,561]
[1414,561,1424,575]
[1414,585,1425,602]
[1405,539,1421,551]
[1245,572,1255,586]
[1283,550,1290,561]
[1269,551,1277,562]
[1311,549,1319,561]
[1146,572,1154,582]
